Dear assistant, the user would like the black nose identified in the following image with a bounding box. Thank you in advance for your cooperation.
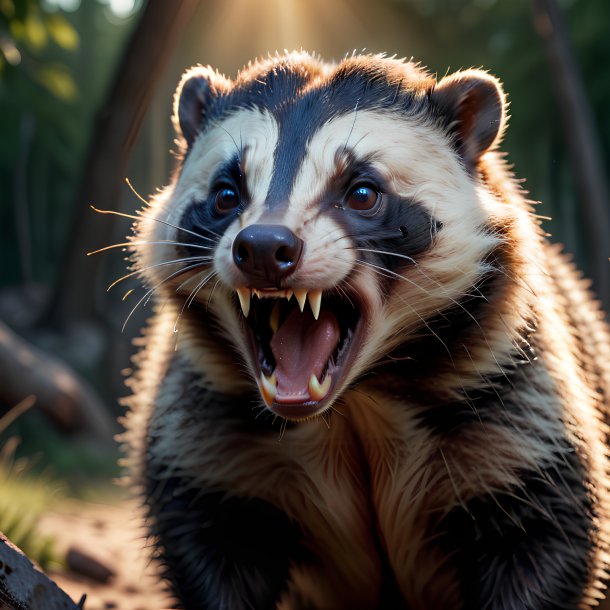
[232,224,304,288]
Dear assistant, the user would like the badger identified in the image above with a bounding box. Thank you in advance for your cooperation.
[119,51,610,609]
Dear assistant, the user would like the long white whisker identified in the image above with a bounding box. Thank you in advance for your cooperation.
[342,256,453,358]
[88,240,214,256]
[108,256,212,291]
[353,247,417,265]
[90,206,218,244]
[173,270,217,332]
[206,278,222,311]
[121,261,208,332]
[189,272,218,310]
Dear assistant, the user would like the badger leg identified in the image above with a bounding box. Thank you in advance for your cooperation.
[144,473,301,610]
[440,456,596,610]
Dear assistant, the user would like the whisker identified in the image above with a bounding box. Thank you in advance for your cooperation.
[155,271,203,317]
[343,256,453,359]
[342,98,360,154]
[107,255,212,291]
[125,177,151,207]
[121,261,208,332]
[278,418,288,443]
[173,270,217,332]
[88,240,213,256]
[219,124,243,161]
[122,288,135,301]
[90,205,218,244]
[353,247,417,266]
[189,272,217,310]
[206,278,222,311]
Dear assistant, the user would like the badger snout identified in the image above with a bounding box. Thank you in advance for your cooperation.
[232,224,304,288]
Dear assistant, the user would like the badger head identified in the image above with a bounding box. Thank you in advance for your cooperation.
[133,52,508,421]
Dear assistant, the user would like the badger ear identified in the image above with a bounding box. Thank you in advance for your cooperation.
[173,66,231,148]
[431,69,506,170]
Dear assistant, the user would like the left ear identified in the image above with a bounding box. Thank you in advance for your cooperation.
[430,69,506,170]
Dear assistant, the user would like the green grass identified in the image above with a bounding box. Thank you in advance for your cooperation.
[0,396,123,570]
[0,437,61,570]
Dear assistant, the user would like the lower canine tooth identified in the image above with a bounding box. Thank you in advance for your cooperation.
[236,287,251,317]
[260,372,277,406]
[308,373,332,401]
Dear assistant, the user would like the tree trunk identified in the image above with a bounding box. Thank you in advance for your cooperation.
[45,0,199,326]
[533,0,610,312]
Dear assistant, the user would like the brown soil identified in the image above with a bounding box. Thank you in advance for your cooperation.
[38,499,173,610]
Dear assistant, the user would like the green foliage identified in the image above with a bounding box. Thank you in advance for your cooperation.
[0,0,79,100]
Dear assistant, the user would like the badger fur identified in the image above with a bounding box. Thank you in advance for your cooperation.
[121,51,610,610]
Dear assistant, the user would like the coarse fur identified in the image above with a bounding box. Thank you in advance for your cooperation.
[119,51,610,609]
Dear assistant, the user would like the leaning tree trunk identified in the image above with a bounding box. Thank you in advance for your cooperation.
[533,0,610,313]
[45,0,199,326]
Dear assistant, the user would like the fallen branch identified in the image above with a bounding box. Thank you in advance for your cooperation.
[0,532,82,610]
[0,321,116,439]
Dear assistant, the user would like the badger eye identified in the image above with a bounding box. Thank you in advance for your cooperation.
[214,186,239,213]
[346,184,380,212]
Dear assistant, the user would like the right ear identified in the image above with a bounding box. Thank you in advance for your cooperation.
[172,66,232,149]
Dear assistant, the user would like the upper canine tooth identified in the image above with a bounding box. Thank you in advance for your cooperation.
[294,289,307,312]
[308,290,322,320]
[308,373,332,401]
[236,287,251,317]
[260,372,277,406]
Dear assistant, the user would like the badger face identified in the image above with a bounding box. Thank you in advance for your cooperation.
[136,53,506,420]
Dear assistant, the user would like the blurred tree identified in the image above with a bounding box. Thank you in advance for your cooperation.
[45,0,198,326]
[533,0,610,309]
[0,0,135,439]
[392,0,609,310]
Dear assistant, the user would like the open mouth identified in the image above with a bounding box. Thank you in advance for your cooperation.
[234,287,362,419]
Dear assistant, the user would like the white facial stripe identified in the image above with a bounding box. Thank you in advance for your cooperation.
[166,108,279,231]
[284,109,483,229]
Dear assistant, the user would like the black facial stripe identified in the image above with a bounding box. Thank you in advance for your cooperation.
[324,192,438,281]
[197,61,427,213]
[177,154,246,257]
[265,75,425,211]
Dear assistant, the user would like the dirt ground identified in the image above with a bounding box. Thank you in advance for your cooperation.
[38,499,173,610]
[36,499,610,610]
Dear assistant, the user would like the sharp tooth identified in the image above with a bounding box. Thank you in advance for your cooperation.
[236,288,251,317]
[308,289,322,320]
[252,288,261,299]
[285,289,293,301]
[260,372,277,406]
[308,373,332,401]
[270,302,281,333]
[294,288,307,312]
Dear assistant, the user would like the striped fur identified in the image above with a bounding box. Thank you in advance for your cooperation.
[121,52,610,609]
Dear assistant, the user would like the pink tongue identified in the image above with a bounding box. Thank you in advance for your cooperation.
[270,308,339,401]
